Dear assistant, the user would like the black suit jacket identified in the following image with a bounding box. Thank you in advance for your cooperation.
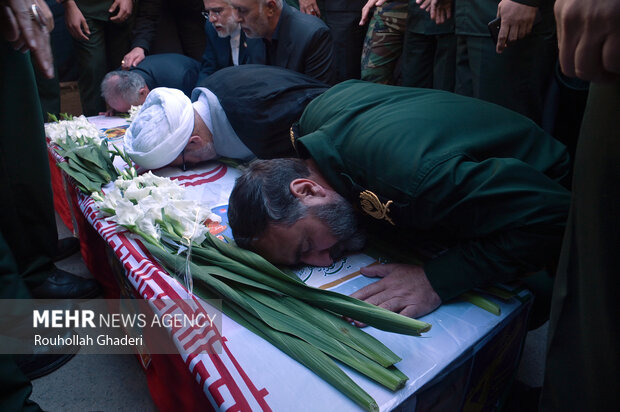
[130,53,200,97]
[268,3,336,85]
[199,65,330,158]
[197,22,266,84]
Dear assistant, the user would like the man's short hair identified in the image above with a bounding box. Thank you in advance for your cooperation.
[228,158,310,248]
[101,70,146,104]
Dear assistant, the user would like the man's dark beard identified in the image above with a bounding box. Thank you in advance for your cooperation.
[309,196,366,261]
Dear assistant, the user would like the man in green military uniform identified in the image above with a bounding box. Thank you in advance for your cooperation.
[228,80,570,318]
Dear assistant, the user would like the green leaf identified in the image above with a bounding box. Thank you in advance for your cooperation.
[221,297,379,412]
[460,292,501,316]
[56,162,101,193]
[188,241,431,335]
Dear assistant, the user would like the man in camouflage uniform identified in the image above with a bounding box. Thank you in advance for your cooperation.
[360,0,408,84]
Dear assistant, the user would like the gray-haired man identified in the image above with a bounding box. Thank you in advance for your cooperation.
[100,53,200,114]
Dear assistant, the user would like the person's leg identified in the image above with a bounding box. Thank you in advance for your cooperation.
[175,10,207,61]
[34,66,60,121]
[0,46,45,412]
[401,31,435,88]
[0,44,100,299]
[323,8,368,82]
[73,17,107,115]
[432,33,456,92]
[0,44,57,289]
[541,80,620,412]
[454,35,473,97]
[360,1,408,84]
[465,34,556,125]
[104,15,133,73]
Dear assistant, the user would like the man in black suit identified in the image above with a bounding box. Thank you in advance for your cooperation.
[101,53,200,114]
[197,0,266,83]
[229,0,337,84]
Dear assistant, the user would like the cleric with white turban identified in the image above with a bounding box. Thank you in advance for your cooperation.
[124,88,194,170]
[123,65,328,171]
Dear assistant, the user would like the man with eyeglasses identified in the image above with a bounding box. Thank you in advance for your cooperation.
[124,65,329,171]
[198,0,266,83]
[229,0,337,84]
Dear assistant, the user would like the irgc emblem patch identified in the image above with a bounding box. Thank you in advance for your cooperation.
[359,190,395,226]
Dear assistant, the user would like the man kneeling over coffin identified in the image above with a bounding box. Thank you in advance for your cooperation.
[123,65,328,170]
[227,80,571,318]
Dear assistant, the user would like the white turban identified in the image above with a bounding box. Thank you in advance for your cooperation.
[124,87,194,170]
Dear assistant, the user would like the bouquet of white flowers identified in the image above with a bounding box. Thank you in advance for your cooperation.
[46,114,128,194]
[92,171,220,246]
[45,114,102,146]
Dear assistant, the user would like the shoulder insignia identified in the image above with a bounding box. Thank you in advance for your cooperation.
[359,190,395,226]
[289,126,296,151]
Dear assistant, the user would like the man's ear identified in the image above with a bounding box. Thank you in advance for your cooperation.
[187,135,202,146]
[265,0,278,15]
[290,179,327,204]
[138,86,149,100]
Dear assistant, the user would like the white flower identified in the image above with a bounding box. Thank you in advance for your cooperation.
[137,217,160,241]
[93,173,215,245]
[123,181,152,203]
[127,105,142,123]
[109,199,142,227]
[93,188,123,215]
[45,115,102,145]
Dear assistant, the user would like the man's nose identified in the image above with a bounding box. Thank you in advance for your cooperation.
[302,250,333,267]
[209,14,218,22]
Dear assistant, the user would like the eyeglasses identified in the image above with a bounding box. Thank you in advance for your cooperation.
[180,148,187,172]
[202,9,224,19]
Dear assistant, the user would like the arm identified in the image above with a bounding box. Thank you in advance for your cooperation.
[495,0,539,53]
[418,156,569,301]
[1,0,53,78]
[129,0,163,55]
[196,33,219,86]
[554,0,620,82]
[62,0,90,41]
[352,156,569,317]
[304,26,337,85]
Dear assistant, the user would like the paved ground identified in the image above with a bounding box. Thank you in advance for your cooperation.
[29,213,547,411]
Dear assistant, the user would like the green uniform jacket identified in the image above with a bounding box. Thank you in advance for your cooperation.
[293,80,570,301]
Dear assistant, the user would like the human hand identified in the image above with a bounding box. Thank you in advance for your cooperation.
[121,47,145,69]
[99,108,116,116]
[495,0,537,53]
[417,0,452,24]
[109,0,132,23]
[1,0,54,78]
[63,0,90,41]
[350,263,441,325]
[360,0,388,26]
[555,0,620,82]
[299,0,320,17]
